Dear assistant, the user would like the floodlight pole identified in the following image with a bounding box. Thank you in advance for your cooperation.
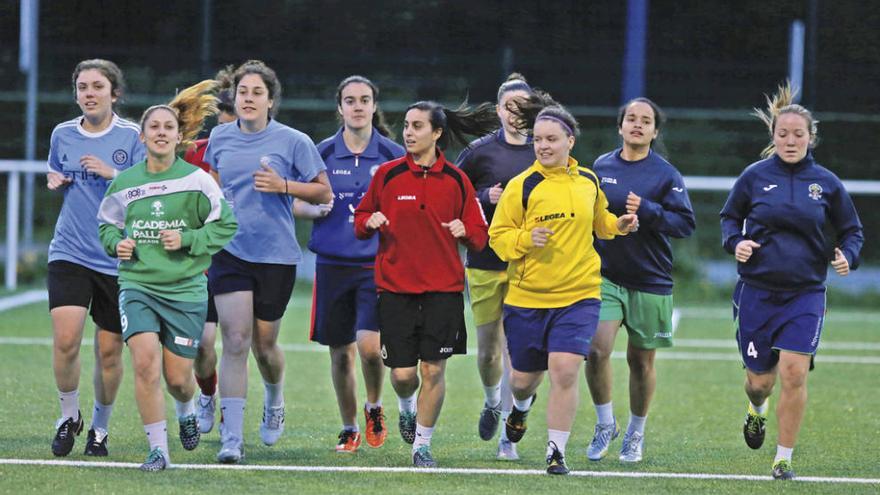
[621,0,649,103]
[21,0,39,254]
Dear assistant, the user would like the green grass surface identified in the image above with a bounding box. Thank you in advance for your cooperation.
[0,284,878,493]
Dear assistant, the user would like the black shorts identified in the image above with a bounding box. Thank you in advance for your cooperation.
[378,292,467,368]
[208,249,296,322]
[206,287,218,324]
[47,260,122,333]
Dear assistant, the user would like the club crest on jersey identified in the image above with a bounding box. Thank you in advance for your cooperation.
[112,149,129,165]
[808,183,823,200]
[151,200,165,217]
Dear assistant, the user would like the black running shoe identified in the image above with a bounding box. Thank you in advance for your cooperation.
[83,428,108,457]
[546,441,570,475]
[179,414,201,451]
[52,411,83,457]
[743,409,767,450]
[478,402,502,441]
[505,395,535,443]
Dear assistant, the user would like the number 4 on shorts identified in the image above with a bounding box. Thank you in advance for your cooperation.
[747,341,758,358]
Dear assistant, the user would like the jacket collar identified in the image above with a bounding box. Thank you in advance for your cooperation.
[532,156,580,177]
[332,127,381,159]
[772,151,815,173]
[405,148,448,173]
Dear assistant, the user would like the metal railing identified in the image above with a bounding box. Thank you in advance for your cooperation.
[1,160,878,290]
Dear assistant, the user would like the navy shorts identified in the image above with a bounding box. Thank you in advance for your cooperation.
[208,249,296,322]
[733,280,825,373]
[378,292,467,368]
[310,263,379,347]
[503,298,601,372]
[47,260,121,333]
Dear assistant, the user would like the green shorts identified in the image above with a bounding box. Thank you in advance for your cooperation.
[599,277,674,349]
[119,288,207,359]
[465,268,508,327]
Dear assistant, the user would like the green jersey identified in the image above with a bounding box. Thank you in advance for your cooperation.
[98,157,237,302]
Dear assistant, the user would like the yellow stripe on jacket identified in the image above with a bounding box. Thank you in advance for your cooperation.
[488,157,623,308]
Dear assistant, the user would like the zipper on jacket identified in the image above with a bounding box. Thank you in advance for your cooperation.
[420,166,428,210]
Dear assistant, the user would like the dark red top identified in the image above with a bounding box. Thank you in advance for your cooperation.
[183,138,211,173]
[355,150,488,294]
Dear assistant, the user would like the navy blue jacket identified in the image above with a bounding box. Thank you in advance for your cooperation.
[720,153,864,291]
[457,130,534,271]
[593,149,696,295]
[310,128,404,265]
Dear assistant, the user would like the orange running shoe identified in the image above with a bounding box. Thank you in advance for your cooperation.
[364,406,388,448]
[335,430,361,453]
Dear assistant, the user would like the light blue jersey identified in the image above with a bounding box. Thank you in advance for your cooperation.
[205,119,325,264]
[48,114,145,275]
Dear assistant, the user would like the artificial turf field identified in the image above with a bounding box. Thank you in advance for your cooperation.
[0,284,877,494]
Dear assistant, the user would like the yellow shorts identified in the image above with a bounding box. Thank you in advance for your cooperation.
[465,268,508,326]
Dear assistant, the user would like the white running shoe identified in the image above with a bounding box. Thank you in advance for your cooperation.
[619,430,644,463]
[260,404,285,446]
[586,421,620,461]
[196,393,216,434]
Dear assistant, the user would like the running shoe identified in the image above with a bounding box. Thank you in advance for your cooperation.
[51,411,83,457]
[83,427,108,457]
[586,420,619,461]
[364,406,387,448]
[336,429,362,453]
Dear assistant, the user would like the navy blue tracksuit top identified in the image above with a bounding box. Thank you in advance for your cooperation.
[593,149,696,295]
[457,130,535,271]
[720,153,864,292]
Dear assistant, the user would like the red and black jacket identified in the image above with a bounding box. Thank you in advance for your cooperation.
[355,150,488,294]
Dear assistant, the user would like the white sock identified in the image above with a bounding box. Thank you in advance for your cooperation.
[627,413,647,435]
[365,400,382,411]
[595,401,614,425]
[398,392,417,414]
[220,398,246,439]
[174,398,195,419]
[90,401,113,431]
[513,395,533,412]
[750,399,769,416]
[483,382,502,408]
[413,423,434,450]
[500,410,511,442]
[264,380,284,408]
[58,389,79,421]
[547,429,571,456]
[144,420,169,463]
[343,424,359,433]
[774,445,793,463]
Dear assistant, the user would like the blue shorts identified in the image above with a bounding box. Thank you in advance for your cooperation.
[310,263,379,347]
[733,280,825,373]
[503,298,601,372]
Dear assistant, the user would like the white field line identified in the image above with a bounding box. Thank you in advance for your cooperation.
[1,291,877,323]
[0,458,878,484]
[0,289,47,312]
[1,337,878,365]
[677,306,880,323]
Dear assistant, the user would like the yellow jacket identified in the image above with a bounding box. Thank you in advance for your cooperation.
[489,157,623,308]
